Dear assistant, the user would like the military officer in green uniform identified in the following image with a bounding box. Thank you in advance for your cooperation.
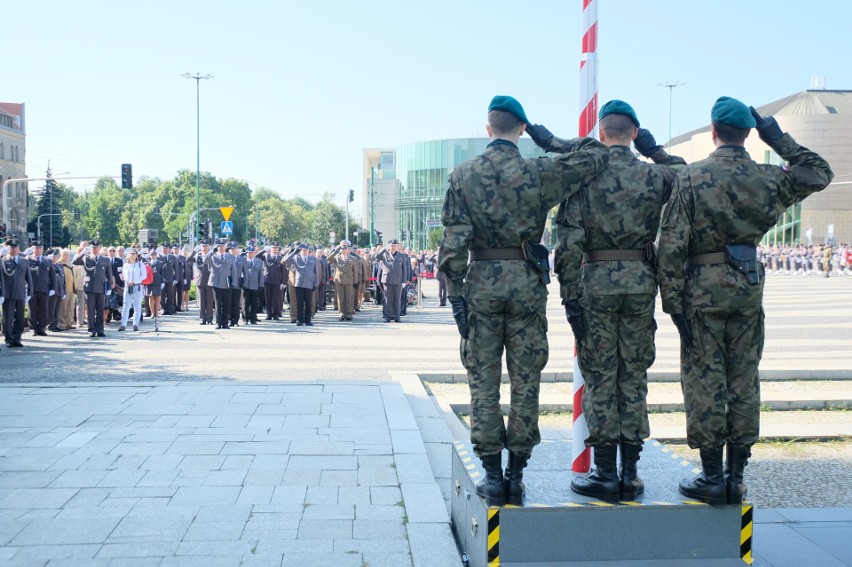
[658,97,833,504]
[439,95,608,506]
[538,100,685,502]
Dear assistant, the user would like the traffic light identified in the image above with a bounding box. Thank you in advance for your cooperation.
[121,163,133,189]
[348,189,354,202]
[375,230,383,245]
[0,224,5,237]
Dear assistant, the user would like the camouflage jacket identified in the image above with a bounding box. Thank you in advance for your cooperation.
[553,143,684,301]
[658,133,834,314]
[438,137,608,300]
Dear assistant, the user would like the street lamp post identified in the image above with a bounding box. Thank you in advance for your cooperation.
[658,80,686,151]
[182,72,213,247]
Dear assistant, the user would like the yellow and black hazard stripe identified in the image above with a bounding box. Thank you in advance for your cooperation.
[487,507,500,566]
[741,503,753,565]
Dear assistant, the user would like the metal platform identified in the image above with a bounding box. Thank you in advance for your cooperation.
[451,439,752,566]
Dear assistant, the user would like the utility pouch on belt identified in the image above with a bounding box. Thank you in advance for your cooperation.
[522,240,551,285]
[725,243,759,285]
[644,241,657,266]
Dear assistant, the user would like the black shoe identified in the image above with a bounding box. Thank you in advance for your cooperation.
[620,443,645,500]
[250,321,258,325]
[97,332,106,337]
[265,316,273,320]
[118,326,126,332]
[504,452,529,506]
[678,446,727,505]
[476,454,506,507]
[296,322,304,326]
[133,326,138,331]
[200,321,208,325]
[35,331,48,337]
[725,444,751,505]
[11,342,24,348]
[89,333,97,338]
[393,318,401,322]
[571,443,621,502]
[345,316,353,321]
[384,318,391,322]
[232,322,240,327]
[305,322,314,326]
[176,309,182,312]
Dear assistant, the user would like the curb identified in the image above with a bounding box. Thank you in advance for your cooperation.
[419,370,852,383]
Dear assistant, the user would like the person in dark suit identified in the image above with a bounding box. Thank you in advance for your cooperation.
[105,245,124,326]
[144,248,165,319]
[205,239,239,329]
[72,240,116,337]
[229,242,244,326]
[48,250,67,332]
[316,248,329,311]
[188,239,214,325]
[259,243,285,320]
[27,240,56,336]
[241,246,265,324]
[160,243,177,315]
[1,238,34,347]
[373,240,406,322]
[171,244,186,312]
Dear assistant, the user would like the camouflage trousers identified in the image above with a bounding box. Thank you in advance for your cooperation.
[681,304,763,449]
[462,297,548,458]
[578,293,655,446]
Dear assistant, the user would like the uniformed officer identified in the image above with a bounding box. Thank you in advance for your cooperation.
[171,243,186,311]
[206,239,238,329]
[229,242,244,326]
[658,97,833,504]
[283,243,318,326]
[27,240,56,336]
[316,247,329,311]
[47,250,67,332]
[328,240,358,321]
[145,248,165,319]
[72,240,116,337]
[354,249,369,311]
[439,95,608,506]
[1,238,34,348]
[373,240,407,322]
[540,100,684,502]
[259,242,285,320]
[159,243,177,315]
[241,245,264,324]
[188,239,215,324]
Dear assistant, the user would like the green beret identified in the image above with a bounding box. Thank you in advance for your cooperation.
[599,99,640,127]
[488,95,528,124]
[711,96,756,129]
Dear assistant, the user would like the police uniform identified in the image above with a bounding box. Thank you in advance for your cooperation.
[48,254,67,332]
[230,244,244,326]
[189,240,215,324]
[27,242,56,336]
[205,240,239,329]
[657,97,834,504]
[171,245,186,311]
[316,250,330,311]
[283,244,318,325]
[72,240,116,337]
[438,95,608,506]
[241,247,265,324]
[550,100,684,501]
[1,239,34,347]
[260,244,285,320]
[328,240,358,321]
[159,245,177,315]
[373,242,406,322]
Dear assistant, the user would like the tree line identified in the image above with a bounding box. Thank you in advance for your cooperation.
[27,169,364,248]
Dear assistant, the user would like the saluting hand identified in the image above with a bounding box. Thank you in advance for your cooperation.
[749,107,784,144]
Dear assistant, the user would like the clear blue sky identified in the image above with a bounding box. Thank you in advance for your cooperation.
[6,0,851,202]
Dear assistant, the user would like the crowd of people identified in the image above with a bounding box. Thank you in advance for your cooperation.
[758,243,852,276]
[0,235,445,348]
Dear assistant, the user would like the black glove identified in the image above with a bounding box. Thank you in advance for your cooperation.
[448,296,468,339]
[670,313,694,351]
[564,299,585,342]
[526,123,555,151]
[749,106,784,144]
[633,128,663,158]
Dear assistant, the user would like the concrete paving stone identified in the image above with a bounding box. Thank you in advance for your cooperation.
[230,393,283,405]
[121,433,180,444]
[406,522,462,567]
[297,519,352,539]
[279,552,362,567]
[324,427,391,445]
[96,541,180,558]
[754,523,848,567]
[238,552,284,566]
[0,471,63,489]
[50,470,109,488]
[63,487,112,508]
[286,455,357,471]
[120,404,192,416]
[171,470,213,487]
[220,441,290,455]
[391,430,426,454]
[247,455,289,469]
[174,415,215,428]
[209,415,252,428]
[385,409,419,431]
[108,442,171,456]
[107,559,162,567]
[17,508,62,521]
[337,486,372,506]
[370,486,403,506]
[235,486,274,506]
[353,518,408,540]
[334,538,410,554]
[111,486,177,499]
[270,485,308,507]
[55,431,101,448]
[255,403,323,416]
[106,454,148,470]
[329,414,388,429]
[0,518,29,545]
[280,469,321,485]
[394,453,437,484]
[288,441,354,455]
[355,504,406,521]
[169,486,240,507]
[131,497,170,511]
[424,442,452,482]
[360,552,415,567]
[255,539,333,555]
[193,504,253,523]
[174,539,255,556]
[357,464,398,487]
[107,511,194,543]
[97,469,146,487]
[161,555,243,567]
[281,415,329,429]
[8,543,100,562]
[0,488,78,509]
[187,404,258,416]
[415,415,454,444]
[178,455,225,470]
[137,470,179,487]
[792,524,852,563]
[354,444,393,455]
[304,485,338,505]
[0,454,64,472]
[90,498,137,514]
[244,512,302,531]
[776,507,852,522]
[400,483,449,523]
[319,470,358,487]
[220,455,253,470]
[302,503,354,520]
[78,454,121,470]
[183,520,246,541]
[10,514,122,545]
[245,416,285,430]
[240,529,297,542]
[242,469,285,486]
[165,441,225,456]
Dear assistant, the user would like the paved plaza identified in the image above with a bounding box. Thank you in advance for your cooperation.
[0,276,850,566]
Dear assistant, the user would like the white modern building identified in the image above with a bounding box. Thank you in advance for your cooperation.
[0,102,27,238]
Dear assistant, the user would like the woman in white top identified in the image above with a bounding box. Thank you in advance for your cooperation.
[119,249,146,331]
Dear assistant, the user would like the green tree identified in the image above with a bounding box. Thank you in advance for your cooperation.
[427,228,444,250]
[80,177,131,245]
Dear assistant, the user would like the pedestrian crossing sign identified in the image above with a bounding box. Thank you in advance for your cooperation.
[221,221,233,234]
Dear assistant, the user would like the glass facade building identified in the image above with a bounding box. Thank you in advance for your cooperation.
[393,138,546,249]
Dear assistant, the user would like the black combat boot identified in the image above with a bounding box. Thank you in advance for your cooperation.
[571,444,620,502]
[476,453,506,507]
[503,452,529,506]
[678,446,727,505]
[725,444,751,504]
[619,442,644,500]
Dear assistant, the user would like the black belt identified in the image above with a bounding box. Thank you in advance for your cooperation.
[688,252,727,266]
[469,248,525,261]
[583,249,645,262]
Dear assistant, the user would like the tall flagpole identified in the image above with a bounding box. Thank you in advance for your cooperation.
[572,0,597,475]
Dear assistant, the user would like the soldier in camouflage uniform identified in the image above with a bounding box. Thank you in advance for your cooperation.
[538,100,685,502]
[439,95,608,506]
[658,97,833,505]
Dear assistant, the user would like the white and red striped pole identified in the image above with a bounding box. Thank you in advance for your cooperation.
[572,0,597,475]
